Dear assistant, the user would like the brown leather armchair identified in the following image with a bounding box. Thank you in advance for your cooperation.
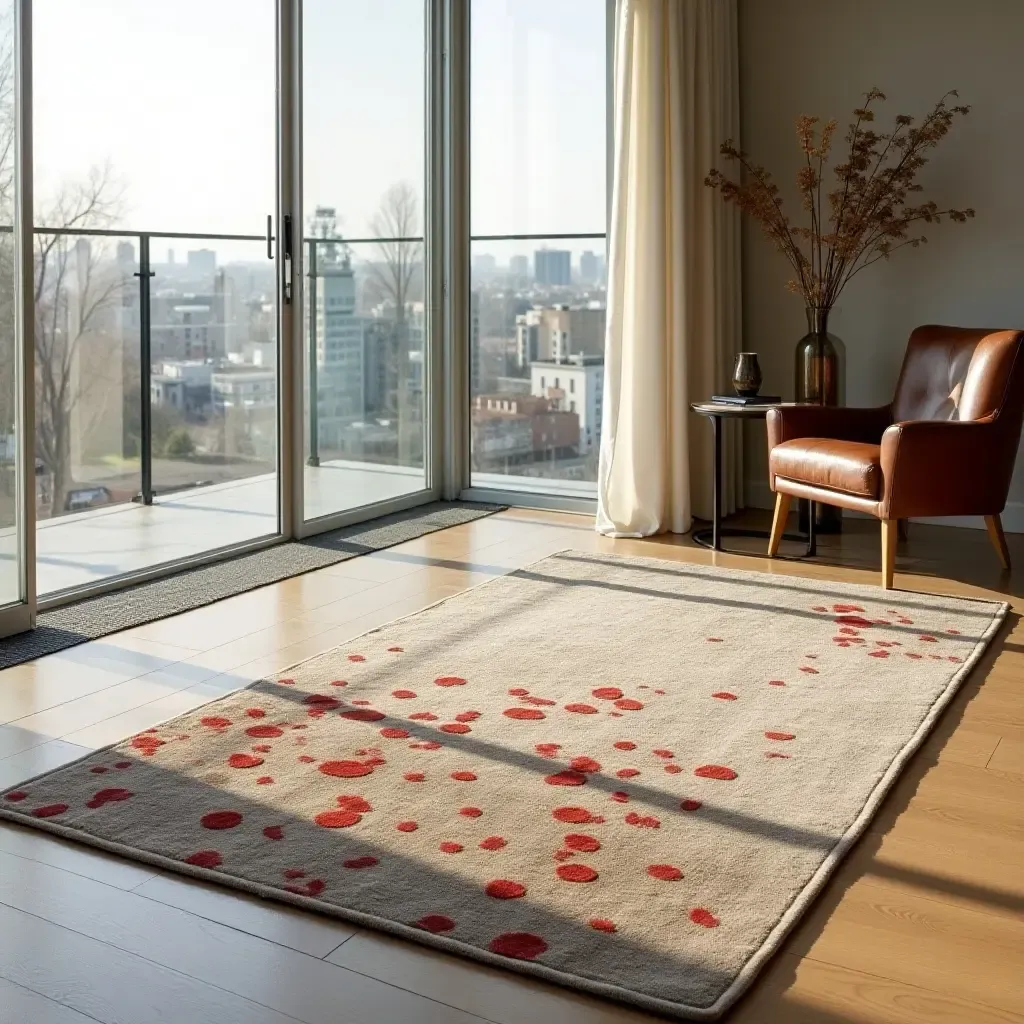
[766,325,1024,588]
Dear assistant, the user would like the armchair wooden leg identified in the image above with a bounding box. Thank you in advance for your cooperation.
[985,514,1011,570]
[881,518,897,589]
[768,493,791,557]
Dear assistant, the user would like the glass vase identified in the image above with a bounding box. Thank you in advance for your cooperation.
[795,307,846,533]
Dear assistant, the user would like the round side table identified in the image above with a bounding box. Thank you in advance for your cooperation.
[690,401,815,557]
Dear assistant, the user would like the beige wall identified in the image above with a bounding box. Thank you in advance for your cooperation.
[737,0,1024,527]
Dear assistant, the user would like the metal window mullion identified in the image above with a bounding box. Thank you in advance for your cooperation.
[14,0,36,625]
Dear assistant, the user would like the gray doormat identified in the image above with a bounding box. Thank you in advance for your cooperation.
[0,501,504,670]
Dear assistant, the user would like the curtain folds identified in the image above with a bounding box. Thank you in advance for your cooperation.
[596,0,743,538]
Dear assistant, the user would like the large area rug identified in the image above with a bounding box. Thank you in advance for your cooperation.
[0,500,503,670]
[0,552,1008,1019]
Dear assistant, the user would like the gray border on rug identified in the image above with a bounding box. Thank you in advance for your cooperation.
[0,552,1011,1021]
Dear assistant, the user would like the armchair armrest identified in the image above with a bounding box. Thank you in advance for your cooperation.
[766,404,892,450]
[880,418,1010,518]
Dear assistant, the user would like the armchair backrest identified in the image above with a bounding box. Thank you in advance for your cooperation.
[892,325,1024,423]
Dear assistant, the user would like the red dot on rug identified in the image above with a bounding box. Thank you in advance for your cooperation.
[591,687,623,700]
[297,755,316,764]
[613,740,636,751]
[414,740,443,751]
[304,694,342,709]
[504,708,545,720]
[564,833,600,852]
[459,806,482,817]
[652,749,674,759]
[625,812,660,828]
[439,842,463,854]
[336,795,373,812]
[330,679,347,687]
[695,764,738,781]
[545,770,587,786]
[392,689,417,699]
[186,850,223,868]
[409,712,438,721]
[765,731,796,741]
[488,932,547,959]
[486,879,526,899]
[404,772,426,782]
[263,826,283,840]
[131,736,164,755]
[245,725,284,738]
[344,856,379,869]
[610,791,629,803]
[347,654,366,662]
[768,680,786,687]
[114,761,131,769]
[319,760,375,778]
[31,803,68,818]
[201,716,232,728]
[380,728,410,739]
[417,914,456,932]
[315,811,364,827]
[681,799,703,812]
[508,687,529,696]
[396,820,418,832]
[800,666,819,674]
[556,864,598,883]
[552,806,595,823]
[440,723,471,734]
[89,766,108,774]
[86,788,134,809]
[614,699,644,711]
[648,864,683,881]
[450,771,477,782]
[479,835,507,851]
[4,791,27,802]
[565,703,598,714]
[712,692,738,701]
[228,753,264,769]
[435,676,467,687]
[456,711,481,722]
[339,708,386,722]
[570,756,602,773]
[690,907,720,928]
[616,768,640,779]
[245,708,266,719]
[589,918,616,933]
[201,811,242,830]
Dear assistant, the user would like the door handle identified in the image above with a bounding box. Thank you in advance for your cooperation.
[266,214,273,260]
[283,215,293,305]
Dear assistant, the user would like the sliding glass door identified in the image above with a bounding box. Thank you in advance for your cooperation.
[31,0,281,597]
[0,0,32,638]
[468,0,608,501]
[299,0,431,527]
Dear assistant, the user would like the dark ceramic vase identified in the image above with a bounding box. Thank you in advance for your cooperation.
[732,352,763,396]
[795,307,846,533]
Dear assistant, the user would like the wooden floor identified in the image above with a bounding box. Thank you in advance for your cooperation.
[0,507,1021,1024]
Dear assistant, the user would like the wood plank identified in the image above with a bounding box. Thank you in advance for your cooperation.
[0,901,305,1024]
[133,872,358,958]
[786,881,1024,1013]
[0,976,103,1024]
[728,952,1024,1024]
[988,736,1024,780]
[0,850,487,1024]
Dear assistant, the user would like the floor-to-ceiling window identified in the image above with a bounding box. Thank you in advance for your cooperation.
[31,0,279,596]
[468,0,608,500]
[300,0,430,526]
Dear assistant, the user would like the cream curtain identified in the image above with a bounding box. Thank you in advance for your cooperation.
[596,0,743,537]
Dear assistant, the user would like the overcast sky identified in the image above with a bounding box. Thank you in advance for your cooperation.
[32,0,607,252]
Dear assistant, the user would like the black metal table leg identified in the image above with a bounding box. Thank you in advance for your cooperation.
[711,414,722,551]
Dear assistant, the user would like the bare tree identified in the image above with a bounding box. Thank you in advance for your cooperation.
[368,182,423,466]
[33,166,126,512]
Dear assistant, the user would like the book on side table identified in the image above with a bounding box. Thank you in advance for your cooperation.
[710,395,782,406]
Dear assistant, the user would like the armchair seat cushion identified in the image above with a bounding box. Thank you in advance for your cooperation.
[770,438,883,499]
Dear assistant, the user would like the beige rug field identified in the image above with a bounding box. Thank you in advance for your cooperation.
[0,552,1008,1019]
